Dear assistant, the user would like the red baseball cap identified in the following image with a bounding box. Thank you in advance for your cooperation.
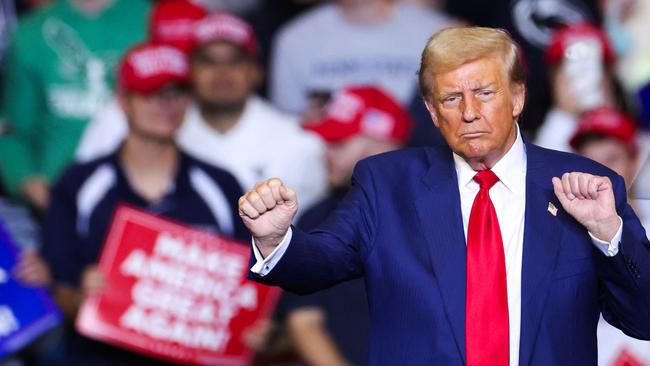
[305,86,412,144]
[545,22,616,66]
[118,43,190,95]
[570,107,638,156]
[194,12,257,56]
[149,0,207,53]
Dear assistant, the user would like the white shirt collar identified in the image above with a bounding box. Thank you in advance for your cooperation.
[453,124,527,194]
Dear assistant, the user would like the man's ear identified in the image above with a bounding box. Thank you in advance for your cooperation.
[511,82,526,120]
[423,97,440,128]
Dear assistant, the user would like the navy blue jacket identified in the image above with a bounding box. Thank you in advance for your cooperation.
[251,142,650,366]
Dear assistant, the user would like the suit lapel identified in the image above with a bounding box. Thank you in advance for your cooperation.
[518,143,564,366]
[414,147,467,363]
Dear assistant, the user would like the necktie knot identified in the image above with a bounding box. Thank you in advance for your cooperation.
[473,169,499,190]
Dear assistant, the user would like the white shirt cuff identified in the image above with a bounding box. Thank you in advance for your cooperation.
[589,216,623,257]
[250,228,293,276]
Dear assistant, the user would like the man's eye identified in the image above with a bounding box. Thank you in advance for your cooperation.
[443,96,459,104]
[478,90,494,97]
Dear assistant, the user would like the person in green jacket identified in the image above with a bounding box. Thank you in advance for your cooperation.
[0,0,150,211]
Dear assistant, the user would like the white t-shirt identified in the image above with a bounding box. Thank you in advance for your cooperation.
[270,3,451,114]
[177,96,327,211]
[75,96,327,213]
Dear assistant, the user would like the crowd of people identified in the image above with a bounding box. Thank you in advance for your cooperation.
[0,0,648,365]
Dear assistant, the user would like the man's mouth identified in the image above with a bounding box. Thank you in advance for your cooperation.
[460,131,487,139]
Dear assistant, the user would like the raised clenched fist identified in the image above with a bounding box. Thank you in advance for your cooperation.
[552,172,620,242]
[239,178,298,257]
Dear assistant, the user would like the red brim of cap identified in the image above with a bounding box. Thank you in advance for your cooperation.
[304,119,359,143]
[125,75,190,95]
[570,126,638,156]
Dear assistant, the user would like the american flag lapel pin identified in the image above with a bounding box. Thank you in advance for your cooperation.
[547,202,558,216]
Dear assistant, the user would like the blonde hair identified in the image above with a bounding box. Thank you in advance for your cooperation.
[418,27,525,99]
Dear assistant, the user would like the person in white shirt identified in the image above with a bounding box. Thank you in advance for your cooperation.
[535,22,621,152]
[269,0,454,115]
[178,12,326,211]
[238,27,650,365]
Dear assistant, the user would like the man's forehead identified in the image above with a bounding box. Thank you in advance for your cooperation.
[432,57,507,94]
[195,40,247,59]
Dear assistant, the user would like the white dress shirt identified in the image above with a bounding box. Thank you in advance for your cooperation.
[252,127,623,365]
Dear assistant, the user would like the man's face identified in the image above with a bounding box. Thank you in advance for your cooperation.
[425,56,525,168]
[579,139,637,185]
[190,42,258,110]
[121,87,190,142]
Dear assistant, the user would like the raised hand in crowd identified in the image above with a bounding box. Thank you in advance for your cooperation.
[20,177,50,212]
[13,250,51,287]
[81,265,105,296]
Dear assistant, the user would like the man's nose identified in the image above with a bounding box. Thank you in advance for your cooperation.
[461,96,480,122]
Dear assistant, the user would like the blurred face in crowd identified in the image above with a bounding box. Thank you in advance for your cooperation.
[190,41,259,113]
[425,55,525,169]
[550,65,615,114]
[577,138,637,185]
[326,136,399,188]
[120,86,191,142]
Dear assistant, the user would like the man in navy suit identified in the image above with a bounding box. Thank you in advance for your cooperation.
[238,27,650,365]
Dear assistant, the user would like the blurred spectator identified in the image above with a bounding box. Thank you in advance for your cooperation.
[569,107,649,228]
[269,0,454,115]
[77,11,328,212]
[76,0,207,160]
[0,0,150,211]
[243,0,322,97]
[180,12,327,211]
[443,0,601,135]
[569,107,650,366]
[534,22,625,152]
[604,0,650,92]
[148,0,207,52]
[41,43,247,365]
[281,86,411,366]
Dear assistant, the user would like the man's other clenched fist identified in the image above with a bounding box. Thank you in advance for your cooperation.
[239,178,298,257]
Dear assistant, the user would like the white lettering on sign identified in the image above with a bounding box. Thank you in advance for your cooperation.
[117,231,258,352]
[0,305,20,337]
[120,305,230,352]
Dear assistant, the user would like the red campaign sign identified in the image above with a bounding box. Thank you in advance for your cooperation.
[76,205,280,366]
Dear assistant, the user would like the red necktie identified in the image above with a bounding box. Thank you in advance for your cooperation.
[466,169,509,366]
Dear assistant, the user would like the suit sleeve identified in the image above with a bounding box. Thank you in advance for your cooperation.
[597,174,650,339]
[248,160,377,294]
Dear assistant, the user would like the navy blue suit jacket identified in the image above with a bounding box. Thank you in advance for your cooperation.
[250,142,650,365]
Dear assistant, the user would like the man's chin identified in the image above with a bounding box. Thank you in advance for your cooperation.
[200,98,247,114]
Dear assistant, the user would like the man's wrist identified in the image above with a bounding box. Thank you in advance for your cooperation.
[254,231,288,258]
[587,216,621,243]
